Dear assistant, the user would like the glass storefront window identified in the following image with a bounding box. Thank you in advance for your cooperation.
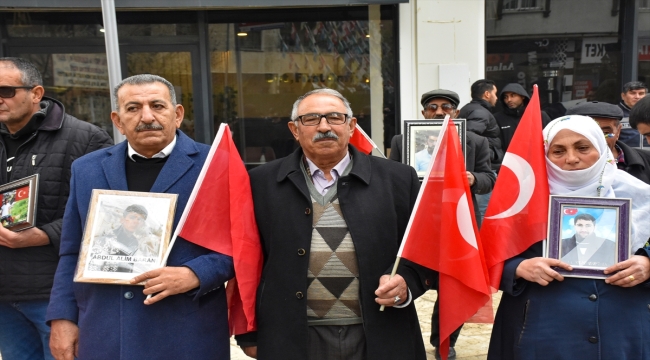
[486,2,622,119]
[208,8,397,168]
[17,53,114,136]
[126,52,195,138]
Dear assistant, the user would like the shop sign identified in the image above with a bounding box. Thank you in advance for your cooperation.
[573,80,592,99]
[640,39,650,62]
[486,54,515,72]
[52,54,109,89]
[581,37,617,64]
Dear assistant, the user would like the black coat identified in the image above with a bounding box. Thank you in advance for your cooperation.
[240,145,434,360]
[458,100,504,171]
[0,97,113,301]
[617,141,650,184]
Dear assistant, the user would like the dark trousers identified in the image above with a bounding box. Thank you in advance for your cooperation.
[308,324,366,360]
[430,297,463,348]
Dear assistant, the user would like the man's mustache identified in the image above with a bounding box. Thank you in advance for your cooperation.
[135,123,164,131]
[313,131,339,141]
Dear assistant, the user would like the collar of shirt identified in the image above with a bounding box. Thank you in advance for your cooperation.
[127,135,177,161]
[615,143,625,166]
[305,152,351,195]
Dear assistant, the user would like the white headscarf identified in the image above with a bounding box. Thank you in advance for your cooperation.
[543,115,650,251]
[543,115,617,197]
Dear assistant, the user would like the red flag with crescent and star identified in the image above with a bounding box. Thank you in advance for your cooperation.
[480,85,550,290]
[398,118,491,360]
[14,186,29,201]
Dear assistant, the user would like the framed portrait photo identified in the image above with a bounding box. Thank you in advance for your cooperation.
[0,174,39,232]
[74,190,178,285]
[545,196,631,279]
[403,119,466,179]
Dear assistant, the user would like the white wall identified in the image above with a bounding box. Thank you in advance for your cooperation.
[399,0,485,124]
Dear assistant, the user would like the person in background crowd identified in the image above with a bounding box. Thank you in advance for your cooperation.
[630,95,650,150]
[458,79,503,221]
[618,81,648,148]
[566,101,650,184]
[494,83,552,152]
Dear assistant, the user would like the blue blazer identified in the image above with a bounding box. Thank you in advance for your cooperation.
[47,131,234,359]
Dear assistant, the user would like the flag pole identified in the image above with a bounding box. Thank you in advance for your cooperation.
[379,115,451,311]
[379,257,401,311]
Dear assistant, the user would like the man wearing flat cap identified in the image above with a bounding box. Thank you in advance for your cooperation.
[389,89,495,359]
[567,101,650,184]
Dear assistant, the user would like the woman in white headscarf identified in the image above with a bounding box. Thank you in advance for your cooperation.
[488,115,650,360]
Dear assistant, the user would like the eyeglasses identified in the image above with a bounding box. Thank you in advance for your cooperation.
[0,86,35,99]
[424,103,455,112]
[296,112,348,126]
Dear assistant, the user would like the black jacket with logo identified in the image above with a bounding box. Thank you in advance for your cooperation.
[0,97,112,301]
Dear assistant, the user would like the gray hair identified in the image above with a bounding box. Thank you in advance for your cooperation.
[0,57,43,86]
[290,88,353,122]
[113,74,177,111]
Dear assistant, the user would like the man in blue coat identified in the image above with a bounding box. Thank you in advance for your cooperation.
[46,74,234,360]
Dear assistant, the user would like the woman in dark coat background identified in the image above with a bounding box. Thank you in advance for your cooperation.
[488,115,650,359]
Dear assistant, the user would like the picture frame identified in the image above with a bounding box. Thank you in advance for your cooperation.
[545,195,631,279]
[74,190,178,285]
[403,119,466,179]
[0,174,39,232]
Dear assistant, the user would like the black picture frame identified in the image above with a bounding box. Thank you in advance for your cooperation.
[545,195,631,279]
[403,119,467,179]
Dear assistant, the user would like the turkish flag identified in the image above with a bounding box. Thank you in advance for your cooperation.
[349,124,376,155]
[14,186,29,201]
[175,123,263,336]
[399,118,491,360]
[480,85,549,290]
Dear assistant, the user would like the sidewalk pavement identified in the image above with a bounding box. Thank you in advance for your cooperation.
[230,291,501,359]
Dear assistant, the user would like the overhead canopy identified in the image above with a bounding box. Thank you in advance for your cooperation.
[0,0,407,9]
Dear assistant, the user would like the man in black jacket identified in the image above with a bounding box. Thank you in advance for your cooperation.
[566,101,650,184]
[0,57,112,360]
[494,83,552,152]
[458,79,503,221]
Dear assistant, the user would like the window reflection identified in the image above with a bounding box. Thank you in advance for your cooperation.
[210,18,396,168]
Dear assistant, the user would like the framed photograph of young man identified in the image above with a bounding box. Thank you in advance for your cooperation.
[0,174,39,232]
[403,119,466,179]
[545,196,631,279]
[74,190,178,285]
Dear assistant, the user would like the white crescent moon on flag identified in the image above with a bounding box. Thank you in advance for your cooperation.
[456,193,478,250]
[486,153,535,220]
[17,189,25,198]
